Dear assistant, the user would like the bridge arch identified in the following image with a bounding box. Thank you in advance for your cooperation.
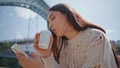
[0,0,49,20]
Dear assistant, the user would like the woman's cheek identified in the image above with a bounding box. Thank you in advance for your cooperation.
[58,30,64,37]
[55,30,61,36]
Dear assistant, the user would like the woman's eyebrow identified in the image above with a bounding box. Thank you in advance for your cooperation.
[49,14,54,19]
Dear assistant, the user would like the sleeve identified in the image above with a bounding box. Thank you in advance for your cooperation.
[44,53,58,68]
[81,30,105,68]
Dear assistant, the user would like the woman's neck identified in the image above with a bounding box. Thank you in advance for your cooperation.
[64,28,79,40]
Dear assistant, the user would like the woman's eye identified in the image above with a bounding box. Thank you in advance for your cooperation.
[51,16,55,20]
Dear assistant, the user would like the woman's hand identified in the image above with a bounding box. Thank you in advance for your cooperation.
[16,52,44,68]
[34,33,53,58]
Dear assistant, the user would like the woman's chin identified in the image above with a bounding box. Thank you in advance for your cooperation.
[56,33,61,37]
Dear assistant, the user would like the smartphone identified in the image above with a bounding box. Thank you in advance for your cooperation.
[39,30,52,49]
[11,44,46,65]
[11,43,28,57]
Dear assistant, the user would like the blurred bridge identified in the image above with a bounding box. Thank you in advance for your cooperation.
[0,0,49,20]
[0,0,49,59]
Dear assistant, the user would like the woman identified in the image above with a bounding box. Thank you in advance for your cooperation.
[16,3,118,68]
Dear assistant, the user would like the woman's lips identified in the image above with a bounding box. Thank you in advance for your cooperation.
[52,29,56,33]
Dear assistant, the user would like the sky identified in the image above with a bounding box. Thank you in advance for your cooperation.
[0,0,120,41]
[0,6,47,41]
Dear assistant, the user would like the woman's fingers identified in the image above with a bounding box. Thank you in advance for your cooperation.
[29,52,39,58]
[16,52,25,60]
[34,34,39,43]
[34,39,39,46]
[34,33,40,49]
[16,52,27,66]
[34,33,40,44]
[16,52,45,68]
[35,33,40,40]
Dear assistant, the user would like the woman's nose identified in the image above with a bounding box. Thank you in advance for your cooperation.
[49,22,54,28]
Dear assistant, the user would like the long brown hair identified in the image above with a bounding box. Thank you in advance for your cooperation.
[48,3,105,63]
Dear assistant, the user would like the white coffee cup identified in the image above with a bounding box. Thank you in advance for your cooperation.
[39,30,52,49]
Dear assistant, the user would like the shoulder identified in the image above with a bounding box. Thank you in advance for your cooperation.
[85,28,105,37]
[84,28,106,40]
[82,28,107,46]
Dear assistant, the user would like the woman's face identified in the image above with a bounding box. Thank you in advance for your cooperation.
[48,11,68,37]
